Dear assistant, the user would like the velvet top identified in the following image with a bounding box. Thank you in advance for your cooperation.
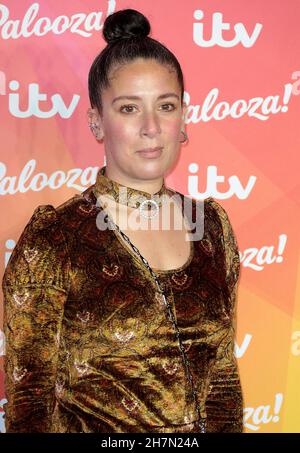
[2,172,244,433]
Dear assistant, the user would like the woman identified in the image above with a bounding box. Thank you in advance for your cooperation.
[2,9,244,433]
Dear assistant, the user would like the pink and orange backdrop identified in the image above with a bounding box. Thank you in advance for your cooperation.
[0,0,299,433]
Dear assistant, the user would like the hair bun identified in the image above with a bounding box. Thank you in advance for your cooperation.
[103,9,151,45]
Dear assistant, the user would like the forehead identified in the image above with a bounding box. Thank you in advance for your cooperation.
[106,58,179,94]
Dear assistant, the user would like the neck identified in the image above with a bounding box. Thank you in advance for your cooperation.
[104,166,164,196]
[92,165,170,211]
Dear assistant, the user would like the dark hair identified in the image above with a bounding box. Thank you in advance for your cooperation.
[88,8,185,115]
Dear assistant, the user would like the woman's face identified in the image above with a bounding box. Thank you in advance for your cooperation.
[89,57,187,184]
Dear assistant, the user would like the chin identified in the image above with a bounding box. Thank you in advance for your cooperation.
[133,162,166,178]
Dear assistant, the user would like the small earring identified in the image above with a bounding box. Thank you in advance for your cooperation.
[89,122,103,140]
[179,130,188,143]
[88,122,98,131]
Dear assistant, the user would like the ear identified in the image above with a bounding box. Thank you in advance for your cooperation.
[86,107,104,141]
[181,101,188,130]
[86,107,101,126]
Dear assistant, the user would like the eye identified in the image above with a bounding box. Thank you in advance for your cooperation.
[160,103,176,111]
[119,103,177,114]
[120,105,137,114]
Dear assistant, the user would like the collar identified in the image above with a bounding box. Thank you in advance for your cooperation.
[92,165,169,210]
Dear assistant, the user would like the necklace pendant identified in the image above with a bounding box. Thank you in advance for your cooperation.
[139,199,159,219]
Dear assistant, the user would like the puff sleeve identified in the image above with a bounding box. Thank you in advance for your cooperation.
[2,205,71,432]
[204,198,244,433]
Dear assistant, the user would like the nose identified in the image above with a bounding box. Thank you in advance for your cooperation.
[140,110,161,138]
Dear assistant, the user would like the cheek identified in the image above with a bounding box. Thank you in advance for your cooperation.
[164,117,182,138]
[104,119,136,145]
[165,127,181,147]
[171,125,181,139]
[103,114,182,145]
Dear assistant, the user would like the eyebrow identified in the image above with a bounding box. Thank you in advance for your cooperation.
[112,92,180,104]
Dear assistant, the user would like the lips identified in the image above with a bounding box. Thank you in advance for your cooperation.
[137,147,163,159]
[137,147,162,153]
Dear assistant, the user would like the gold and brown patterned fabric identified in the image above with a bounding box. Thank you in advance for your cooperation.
[2,168,244,433]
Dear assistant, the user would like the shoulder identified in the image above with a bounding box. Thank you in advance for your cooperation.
[206,197,241,290]
[25,185,99,234]
[166,190,237,236]
[18,187,98,252]
[167,190,225,228]
[172,192,240,284]
[2,186,100,289]
[204,197,239,252]
[12,183,99,251]
[205,196,234,225]
[2,193,87,287]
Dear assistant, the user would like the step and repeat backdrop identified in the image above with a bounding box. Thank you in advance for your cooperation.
[0,0,299,433]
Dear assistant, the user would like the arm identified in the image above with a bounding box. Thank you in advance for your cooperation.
[2,205,70,432]
[204,198,244,433]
